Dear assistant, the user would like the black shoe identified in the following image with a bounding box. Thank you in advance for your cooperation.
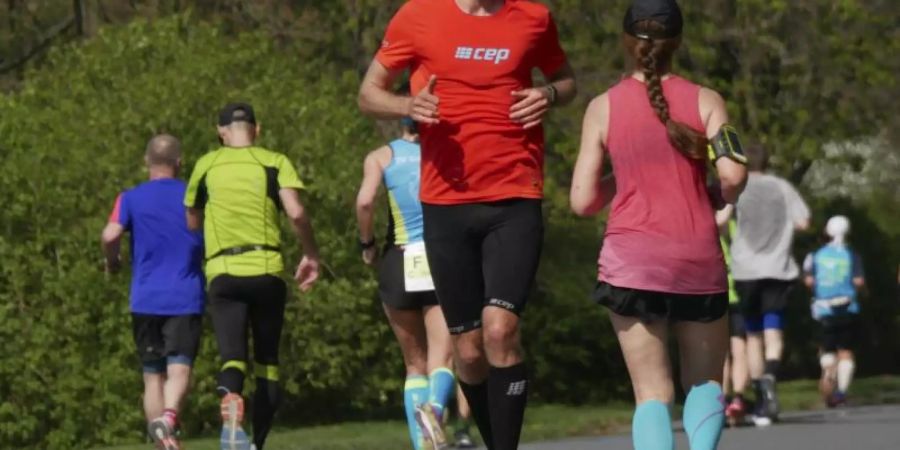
[761,375,780,420]
[454,429,476,449]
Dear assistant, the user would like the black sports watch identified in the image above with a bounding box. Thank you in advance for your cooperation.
[359,237,376,250]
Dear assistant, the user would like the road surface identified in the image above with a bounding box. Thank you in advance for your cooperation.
[519,405,900,450]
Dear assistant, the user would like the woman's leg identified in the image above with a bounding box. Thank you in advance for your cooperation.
[674,317,729,450]
[424,304,455,418]
[383,304,430,450]
[610,312,675,450]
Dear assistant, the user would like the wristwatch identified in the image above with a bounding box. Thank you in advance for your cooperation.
[545,84,558,105]
[359,237,376,250]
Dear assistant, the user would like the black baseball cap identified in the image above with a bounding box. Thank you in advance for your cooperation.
[623,0,683,39]
[218,102,257,126]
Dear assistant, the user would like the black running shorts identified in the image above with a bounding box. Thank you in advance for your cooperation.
[378,245,439,310]
[594,282,728,323]
[821,315,858,352]
[132,314,202,367]
[422,199,543,334]
[734,278,795,317]
[729,305,747,338]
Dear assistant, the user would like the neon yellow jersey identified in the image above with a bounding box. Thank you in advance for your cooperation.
[720,220,739,304]
[184,146,304,281]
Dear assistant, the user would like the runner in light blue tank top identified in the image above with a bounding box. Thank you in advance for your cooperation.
[384,137,425,245]
[355,118,454,450]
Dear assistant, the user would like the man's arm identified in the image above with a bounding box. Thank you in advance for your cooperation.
[280,188,321,291]
[510,63,577,130]
[186,208,203,231]
[358,61,439,124]
[101,222,124,273]
[802,253,815,288]
[280,189,320,258]
[546,62,577,106]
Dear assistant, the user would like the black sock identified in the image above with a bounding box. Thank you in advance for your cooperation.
[459,380,494,449]
[487,363,528,450]
[217,367,245,396]
[252,377,283,449]
[765,359,781,378]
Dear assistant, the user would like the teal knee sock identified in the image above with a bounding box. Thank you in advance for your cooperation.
[684,382,725,450]
[404,376,429,450]
[428,367,455,418]
[633,400,674,450]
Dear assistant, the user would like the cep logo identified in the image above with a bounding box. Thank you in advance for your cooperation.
[454,46,511,64]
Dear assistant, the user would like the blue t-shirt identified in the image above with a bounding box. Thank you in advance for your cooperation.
[110,179,205,315]
[803,243,863,320]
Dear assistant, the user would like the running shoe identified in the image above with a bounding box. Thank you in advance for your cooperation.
[148,416,181,450]
[415,404,448,450]
[827,391,847,408]
[454,429,476,449]
[725,396,747,427]
[220,393,252,450]
[751,415,772,427]
[760,375,780,421]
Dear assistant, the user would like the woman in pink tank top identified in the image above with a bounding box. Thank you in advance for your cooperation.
[569,1,747,449]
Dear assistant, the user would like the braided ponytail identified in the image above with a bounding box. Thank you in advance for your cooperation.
[627,22,708,160]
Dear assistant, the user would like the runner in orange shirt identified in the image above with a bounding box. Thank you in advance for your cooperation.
[359,1,576,449]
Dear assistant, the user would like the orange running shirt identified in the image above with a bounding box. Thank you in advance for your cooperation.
[376,0,568,204]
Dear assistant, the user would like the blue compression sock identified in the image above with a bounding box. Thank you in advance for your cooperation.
[684,382,726,450]
[428,367,455,418]
[405,376,429,450]
[633,400,674,450]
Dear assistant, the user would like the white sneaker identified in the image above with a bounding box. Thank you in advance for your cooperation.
[752,415,772,427]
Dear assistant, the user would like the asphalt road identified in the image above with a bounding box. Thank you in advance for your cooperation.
[519,404,900,450]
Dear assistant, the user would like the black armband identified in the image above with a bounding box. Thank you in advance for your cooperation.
[708,125,747,164]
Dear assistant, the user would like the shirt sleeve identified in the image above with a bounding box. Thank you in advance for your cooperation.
[375,2,418,71]
[184,156,209,209]
[277,155,305,190]
[532,12,568,77]
[108,193,130,230]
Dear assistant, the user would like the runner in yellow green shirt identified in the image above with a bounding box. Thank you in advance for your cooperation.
[185,102,320,450]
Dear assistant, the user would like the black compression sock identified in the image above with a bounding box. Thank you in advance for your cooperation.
[765,359,781,378]
[488,363,529,450]
[459,380,494,449]
[252,377,283,449]
[217,367,245,396]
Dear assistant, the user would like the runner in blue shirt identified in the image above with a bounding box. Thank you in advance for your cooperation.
[803,215,865,408]
[101,134,205,450]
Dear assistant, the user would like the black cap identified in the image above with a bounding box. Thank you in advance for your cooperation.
[218,102,257,126]
[623,0,683,39]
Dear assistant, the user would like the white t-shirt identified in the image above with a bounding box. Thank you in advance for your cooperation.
[731,172,810,280]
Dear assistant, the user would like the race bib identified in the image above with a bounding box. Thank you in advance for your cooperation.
[403,241,435,292]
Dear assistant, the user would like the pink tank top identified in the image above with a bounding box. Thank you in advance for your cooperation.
[598,75,727,294]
